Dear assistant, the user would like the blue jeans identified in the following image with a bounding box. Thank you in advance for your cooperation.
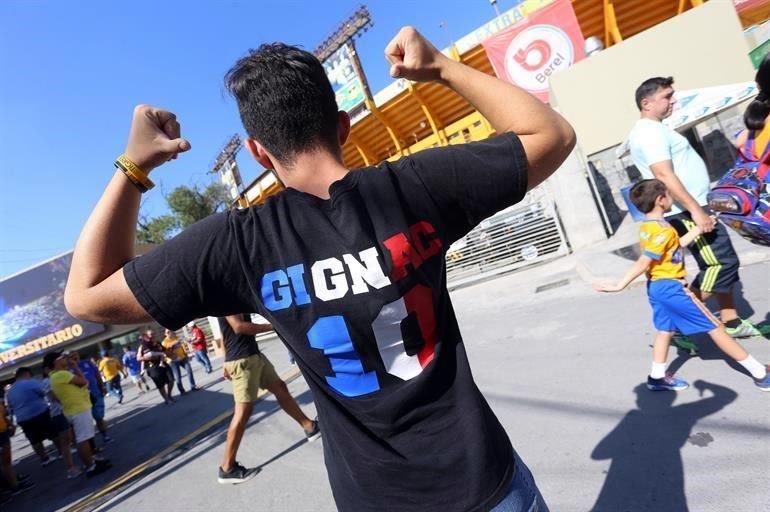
[194,349,212,373]
[107,376,123,400]
[490,451,549,512]
[169,358,196,392]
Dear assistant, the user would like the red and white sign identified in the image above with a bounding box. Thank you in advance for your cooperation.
[482,0,585,102]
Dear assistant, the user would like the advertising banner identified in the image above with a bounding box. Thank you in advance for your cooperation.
[323,44,366,112]
[455,0,556,54]
[0,253,105,368]
[482,0,585,102]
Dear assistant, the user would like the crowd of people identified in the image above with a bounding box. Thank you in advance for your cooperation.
[0,324,218,505]
[1,352,116,504]
[0,317,320,504]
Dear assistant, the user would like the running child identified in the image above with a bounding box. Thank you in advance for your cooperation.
[594,179,770,391]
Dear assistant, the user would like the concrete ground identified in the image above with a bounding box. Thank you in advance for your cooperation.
[4,228,769,512]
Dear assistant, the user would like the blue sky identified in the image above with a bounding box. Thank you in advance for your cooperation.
[0,0,520,278]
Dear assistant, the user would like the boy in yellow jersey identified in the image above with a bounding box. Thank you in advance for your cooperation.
[595,179,770,392]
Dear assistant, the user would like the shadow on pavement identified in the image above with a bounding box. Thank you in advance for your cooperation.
[96,388,317,512]
[667,333,755,379]
[590,380,737,512]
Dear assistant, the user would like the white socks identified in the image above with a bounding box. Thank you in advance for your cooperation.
[651,356,765,381]
[650,362,667,379]
[738,355,767,379]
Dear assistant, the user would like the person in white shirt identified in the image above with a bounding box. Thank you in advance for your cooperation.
[627,76,761,339]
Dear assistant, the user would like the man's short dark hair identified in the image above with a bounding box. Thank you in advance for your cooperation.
[630,179,668,213]
[42,352,62,370]
[14,367,32,378]
[635,76,674,110]
[225,43,339,166]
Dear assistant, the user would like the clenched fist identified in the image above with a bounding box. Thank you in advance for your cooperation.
[124,104,191,172]
[384,26,450,83]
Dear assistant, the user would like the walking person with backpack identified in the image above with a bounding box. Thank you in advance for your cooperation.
[628,76,764,341]
[721,53,770,247]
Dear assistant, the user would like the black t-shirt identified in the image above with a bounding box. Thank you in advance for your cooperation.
[138,339,165,368]
[218,314,260,362]
[125,133,528,511]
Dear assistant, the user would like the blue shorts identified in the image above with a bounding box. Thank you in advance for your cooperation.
[90,393,105,420]
[647,279,721,335]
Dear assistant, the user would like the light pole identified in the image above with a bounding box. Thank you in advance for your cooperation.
[490,0,502,17]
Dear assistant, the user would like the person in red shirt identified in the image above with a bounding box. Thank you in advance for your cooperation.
[188,323,212,374]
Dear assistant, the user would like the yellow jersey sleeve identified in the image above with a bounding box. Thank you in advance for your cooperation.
[640,222,675,261]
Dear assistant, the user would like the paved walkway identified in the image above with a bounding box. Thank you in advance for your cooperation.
[5,227,769,512]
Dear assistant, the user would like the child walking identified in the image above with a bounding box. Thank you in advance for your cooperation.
[594,179,769,392]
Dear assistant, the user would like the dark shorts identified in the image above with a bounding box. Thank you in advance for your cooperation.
[0,431,9,447]
[18,410,53,444]
[50,413,71,435]
[668,211,740,293]
[147,365,170,387]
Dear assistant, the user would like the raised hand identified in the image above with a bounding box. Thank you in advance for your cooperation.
[124,104,192,172]
[384,26,449,83]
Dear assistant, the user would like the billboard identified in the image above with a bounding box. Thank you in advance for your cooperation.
[455,0,556,54]
[0,252,105,369]
[323,44,366,112]
[482,0,585,102]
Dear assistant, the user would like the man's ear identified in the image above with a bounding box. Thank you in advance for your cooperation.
[244,138,275,170]
[640,97,651,112]
[337,110,351,147]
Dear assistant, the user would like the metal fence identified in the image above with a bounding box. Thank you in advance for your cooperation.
[445,195,570,288]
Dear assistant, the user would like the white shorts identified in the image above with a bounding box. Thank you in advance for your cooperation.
[68,410,95,444]
[130,374,144,384]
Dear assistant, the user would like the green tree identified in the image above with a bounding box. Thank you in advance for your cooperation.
[137,214,178,244]
[137,183,229,243]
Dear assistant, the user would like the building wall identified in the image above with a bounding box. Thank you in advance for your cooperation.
[549,1,755,156]
[545,146,608,248]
